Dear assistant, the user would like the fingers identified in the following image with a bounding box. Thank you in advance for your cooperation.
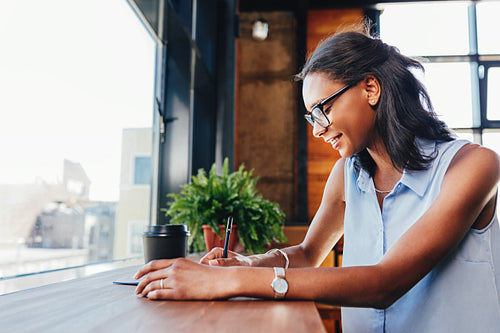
[135,269,165,296]
[134,259,173,280]
[134,259,180,296]
[199,247,224,265]
[146,289,168,300]
[200,248,244,266]
[136,276,165,297]
[208,257,238,266]
[133,259,226,301]
[147,287,181,300]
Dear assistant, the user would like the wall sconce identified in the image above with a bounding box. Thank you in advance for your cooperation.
[252,18,269,41]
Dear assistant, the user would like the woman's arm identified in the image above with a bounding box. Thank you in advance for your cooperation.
[284,144,500,307]
[136,145,499,306]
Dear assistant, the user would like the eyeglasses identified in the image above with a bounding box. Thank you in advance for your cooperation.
[304,84,351,128]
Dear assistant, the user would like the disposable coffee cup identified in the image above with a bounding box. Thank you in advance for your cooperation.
[142,224,190,263]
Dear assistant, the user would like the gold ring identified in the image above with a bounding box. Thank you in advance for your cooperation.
[160,278,164,289]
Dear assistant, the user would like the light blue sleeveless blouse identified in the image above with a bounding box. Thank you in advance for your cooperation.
[342,138,500,333]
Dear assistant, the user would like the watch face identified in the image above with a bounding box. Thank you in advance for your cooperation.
[273,278,288,294]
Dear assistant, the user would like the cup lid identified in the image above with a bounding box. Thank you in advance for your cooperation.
[143,224,190,236]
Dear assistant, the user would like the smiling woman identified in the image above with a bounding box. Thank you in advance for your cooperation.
[0,0,155,279]
[132,29,500,333]
[301,73,381,159]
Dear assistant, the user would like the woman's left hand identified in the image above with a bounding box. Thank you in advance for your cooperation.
[134,258,232,300]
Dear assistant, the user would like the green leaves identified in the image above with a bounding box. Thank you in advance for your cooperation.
[164,158,286,254]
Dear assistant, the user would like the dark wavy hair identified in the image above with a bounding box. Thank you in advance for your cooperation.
[296,31,455,176]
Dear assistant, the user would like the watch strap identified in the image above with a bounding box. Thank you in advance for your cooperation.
[274,266,285,278]
[271,267,288,299]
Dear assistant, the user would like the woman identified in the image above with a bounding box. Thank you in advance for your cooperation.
[135,31,500,332]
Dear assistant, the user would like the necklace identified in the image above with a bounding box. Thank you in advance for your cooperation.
[374,187,392,194]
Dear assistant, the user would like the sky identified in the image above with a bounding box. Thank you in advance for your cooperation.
[0,0,156,201]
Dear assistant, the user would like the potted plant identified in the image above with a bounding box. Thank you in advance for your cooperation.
[164,158,287,254]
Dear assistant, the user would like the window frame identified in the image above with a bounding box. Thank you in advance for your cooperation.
[380,1,500,145]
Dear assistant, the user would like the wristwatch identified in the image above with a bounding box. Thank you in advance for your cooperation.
[271,267,288,299]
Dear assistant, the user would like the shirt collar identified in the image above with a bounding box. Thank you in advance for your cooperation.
[356,138,436,197]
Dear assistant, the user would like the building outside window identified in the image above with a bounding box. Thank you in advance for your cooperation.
[0,0,155,284]
[114,128,152,260]
[127,220,148,257]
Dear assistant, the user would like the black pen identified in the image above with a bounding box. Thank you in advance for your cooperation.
[222,216,233,258]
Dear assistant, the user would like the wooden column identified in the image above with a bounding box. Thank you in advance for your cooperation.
[305,9,364,221]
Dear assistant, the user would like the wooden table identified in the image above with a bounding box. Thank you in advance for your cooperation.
[0,265,326,333]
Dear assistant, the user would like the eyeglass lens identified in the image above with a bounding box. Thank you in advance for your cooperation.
[304,84,351,128]
[304,108,330,127]
[312,108,330,127]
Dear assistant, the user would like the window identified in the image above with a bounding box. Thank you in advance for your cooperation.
[486,67,500,120]
[415,62,473,128]
[477,2,500,54]
[380,1,500,153]
[380,2,470,57]
[134,157,151,185]
[0,0,155,280]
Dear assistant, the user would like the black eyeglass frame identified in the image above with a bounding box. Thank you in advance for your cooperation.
[304,84,351,128]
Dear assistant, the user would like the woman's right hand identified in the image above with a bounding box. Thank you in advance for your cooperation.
[199,247,253,266]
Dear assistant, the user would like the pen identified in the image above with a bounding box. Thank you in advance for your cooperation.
[222,216,233,258]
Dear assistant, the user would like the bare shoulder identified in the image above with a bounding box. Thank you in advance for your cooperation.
[444,143,500,207]
[322,158,347,204]
[331,157,347,179]
[448,143,500,179]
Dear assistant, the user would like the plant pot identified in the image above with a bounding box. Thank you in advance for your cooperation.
[202,224,239,252]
